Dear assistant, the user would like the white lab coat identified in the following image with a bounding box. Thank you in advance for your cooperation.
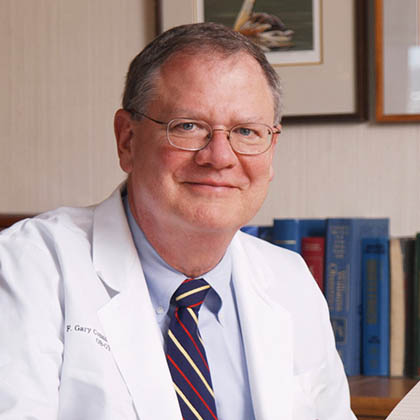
[0,186,356,420]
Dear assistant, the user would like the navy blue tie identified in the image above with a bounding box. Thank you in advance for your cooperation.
[166,278,218,420]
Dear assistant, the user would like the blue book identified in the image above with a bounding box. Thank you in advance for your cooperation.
[362,238,390,376]
[240,225,259,237]
[240,225,272,242]
[324,218,389,376]
[272,218,326,253]
[258,226,273,242]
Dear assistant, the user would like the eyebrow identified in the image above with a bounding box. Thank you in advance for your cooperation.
[163,109,266,123]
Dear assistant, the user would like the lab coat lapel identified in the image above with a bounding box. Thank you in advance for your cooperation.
[92,188,182,420]
[231,235,294,420]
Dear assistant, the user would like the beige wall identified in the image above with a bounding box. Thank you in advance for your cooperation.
[2,0,420,237]
[1,0,155,212]
[254,122,420,237]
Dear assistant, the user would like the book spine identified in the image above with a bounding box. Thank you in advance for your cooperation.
[389,237,415,377]
[362,238,390,376]
[240,225,259,237]
[301,236,325,291]
[400,238,415,376]
[272,219,299,252]
[389,238,406,377]
[413,234,420,378]
[258,226,273,243]
[325,219,357,375]
[325,218,389,376]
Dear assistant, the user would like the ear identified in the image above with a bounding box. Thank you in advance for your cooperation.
[268,124,281,181]
[114,109,135,174]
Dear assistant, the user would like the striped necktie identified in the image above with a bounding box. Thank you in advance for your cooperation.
[166,278,218,420]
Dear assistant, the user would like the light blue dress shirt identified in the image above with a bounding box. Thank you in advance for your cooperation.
[123,195,255,420]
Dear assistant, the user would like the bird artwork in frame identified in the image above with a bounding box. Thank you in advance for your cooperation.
[231,0,295,52]
[203,0,322,66]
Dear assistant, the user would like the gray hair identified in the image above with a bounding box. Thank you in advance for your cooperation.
[122,22,282,123]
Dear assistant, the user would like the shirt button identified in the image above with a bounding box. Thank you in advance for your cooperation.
[157,306,165,315]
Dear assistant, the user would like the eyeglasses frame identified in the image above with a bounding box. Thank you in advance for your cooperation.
[127,110,281,156]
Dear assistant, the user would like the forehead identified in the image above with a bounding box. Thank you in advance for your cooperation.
[159,50,266,87]
[150,51,274,121]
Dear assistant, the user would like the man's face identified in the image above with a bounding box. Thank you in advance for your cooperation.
[117,52,278,236]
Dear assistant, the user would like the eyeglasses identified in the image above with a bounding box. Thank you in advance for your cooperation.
[128,110,280,155]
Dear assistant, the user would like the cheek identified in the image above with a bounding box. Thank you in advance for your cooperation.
[243,156,274,186]
[131,143,190,191]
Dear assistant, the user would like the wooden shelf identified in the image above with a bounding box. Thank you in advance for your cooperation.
[349,376,418,419]
[0,213,33,229]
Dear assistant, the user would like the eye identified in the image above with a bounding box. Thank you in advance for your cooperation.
[233,126,260,138]
[179,122,196,131]
[171,120,204,132]
[169,120,210,139]
[238,127,253,136]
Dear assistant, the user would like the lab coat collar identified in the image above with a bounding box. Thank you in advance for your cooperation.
[92,184,135,293]
[231,233,294,420]
[92,185,182,420]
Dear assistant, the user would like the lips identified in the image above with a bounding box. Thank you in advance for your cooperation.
[186,181,235,188]
[183,180,239,190]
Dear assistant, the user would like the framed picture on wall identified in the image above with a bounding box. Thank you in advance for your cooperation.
[157,0,368,122]
[375,0,420,122]
[202,0,322,66]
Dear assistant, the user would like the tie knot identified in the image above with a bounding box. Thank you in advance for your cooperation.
[173,278,211,310]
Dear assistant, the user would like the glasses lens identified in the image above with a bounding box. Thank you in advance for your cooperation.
[167,119,211,150]
[230,123,272,155]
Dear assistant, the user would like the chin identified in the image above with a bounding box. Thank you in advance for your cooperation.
[180,204,252,235]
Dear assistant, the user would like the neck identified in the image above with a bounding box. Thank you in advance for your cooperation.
[128,202,235,279]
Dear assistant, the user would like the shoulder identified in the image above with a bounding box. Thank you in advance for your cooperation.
[1,205,94,253]
[235,230,312,280]
[233,230,327,320]
[0,205,96,284]
[0,185,125,277]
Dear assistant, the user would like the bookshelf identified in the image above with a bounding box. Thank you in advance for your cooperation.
[2,214,419,417]
[349,376,418,419]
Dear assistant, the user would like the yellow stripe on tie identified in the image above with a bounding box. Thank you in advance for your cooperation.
[168,329,215,398]
[187,307,199,324]
[176,285,210,302]
[186,308,203,345]
[173,383,203,420]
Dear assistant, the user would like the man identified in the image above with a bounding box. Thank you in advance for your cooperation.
[0,23,355,419]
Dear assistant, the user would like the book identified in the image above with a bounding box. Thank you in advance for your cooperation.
[389,237,415,377]
[272,219,299,252]
[361,237,390,376]
[240,225,259,237]
[258,226,273,242]
[272,218,326,254]
[324,218,389,376]
[240,225,272,242]
[413,233,420,378]
[301,236,325,291]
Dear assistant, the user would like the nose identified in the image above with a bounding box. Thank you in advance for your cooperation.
[193,129,238,169]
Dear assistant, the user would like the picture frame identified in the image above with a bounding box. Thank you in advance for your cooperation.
[375,0,420,122]
[157,0,368,122]
[202,0,323,67]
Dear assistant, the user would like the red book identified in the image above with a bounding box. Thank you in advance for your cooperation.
[301,237,325,292]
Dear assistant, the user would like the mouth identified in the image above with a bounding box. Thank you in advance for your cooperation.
[183,181,239,193]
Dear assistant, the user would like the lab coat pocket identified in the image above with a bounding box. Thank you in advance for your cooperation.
[59,322,137,419]
[58,366,138,420]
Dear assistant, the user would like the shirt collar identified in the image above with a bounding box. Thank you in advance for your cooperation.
[123,194,232,323]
